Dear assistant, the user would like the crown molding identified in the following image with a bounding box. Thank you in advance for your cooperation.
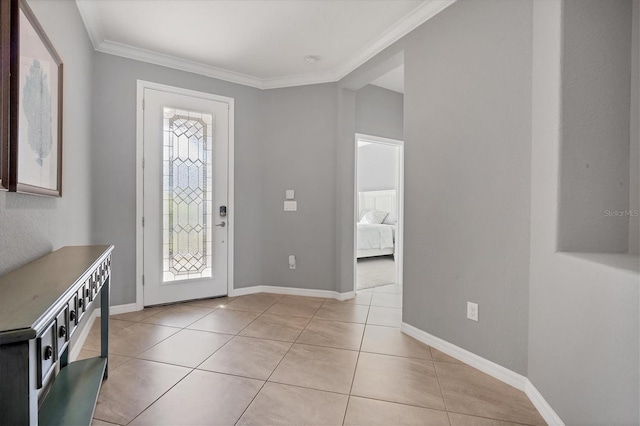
[75,0,104,49]
[97,40,264,89]
[261,70,339,90]
[75,0,457,90]
[334,0,457,80]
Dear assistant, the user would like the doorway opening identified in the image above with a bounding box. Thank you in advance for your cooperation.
[354,133,404,296]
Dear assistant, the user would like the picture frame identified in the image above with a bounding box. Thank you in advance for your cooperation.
[9,0,63,197]
[0,0,11,191]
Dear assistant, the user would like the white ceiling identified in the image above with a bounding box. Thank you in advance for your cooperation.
[76,0,455,89]
[370,65,405,94]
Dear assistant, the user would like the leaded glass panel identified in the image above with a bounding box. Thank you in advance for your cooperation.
[162,107,213,282]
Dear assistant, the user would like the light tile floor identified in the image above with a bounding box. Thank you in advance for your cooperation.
[83,288,545,426]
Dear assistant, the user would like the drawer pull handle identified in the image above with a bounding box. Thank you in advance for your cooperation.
[85,289,91,297]
[78,299,84,308]
[59,326,67,338]
[69,310,76,322]
[43,346,53,360]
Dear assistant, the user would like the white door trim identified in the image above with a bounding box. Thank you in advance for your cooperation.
[353,133,405,293]
[136,80,235,309]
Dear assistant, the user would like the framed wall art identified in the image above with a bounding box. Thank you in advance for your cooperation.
[0,0,11,191]
[10,0,63,196]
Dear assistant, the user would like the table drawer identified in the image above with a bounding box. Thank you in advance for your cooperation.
[77,285,86,322]
[56,307,69,355]
[36,321,56,389]
[68,294,78,337]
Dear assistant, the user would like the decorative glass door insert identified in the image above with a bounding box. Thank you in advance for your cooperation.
[163,108,213,282]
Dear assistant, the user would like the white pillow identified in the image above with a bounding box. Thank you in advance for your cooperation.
[359,209,388,225]
[383,213,397,225]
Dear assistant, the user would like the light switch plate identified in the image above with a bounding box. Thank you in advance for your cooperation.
[284,201,297,211]
[285,189,295,200]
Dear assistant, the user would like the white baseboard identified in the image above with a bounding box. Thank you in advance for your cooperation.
[525,379,565,425]
[69,308,99,362]
[400,322,564,426]
[229,285,354,301]
[99,302,139,316]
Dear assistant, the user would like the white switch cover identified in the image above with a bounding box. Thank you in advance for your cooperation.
[284,201,297,211]
[285,189,295,200]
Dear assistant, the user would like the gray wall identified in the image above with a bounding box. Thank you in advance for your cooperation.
[630,0,639,255]
[337,0,534,376]
[403,0,533,375]
[0,1,94,274]
[355,84,403,141]
[558,0,632,254]
[528,1,639,424]
[357,143,398,192]
[260,85,337,290]
[341,0,533,375]
[91,53,266,304]
[92,54,340,304]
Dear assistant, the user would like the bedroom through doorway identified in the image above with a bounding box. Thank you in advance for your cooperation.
[355,134,403,296]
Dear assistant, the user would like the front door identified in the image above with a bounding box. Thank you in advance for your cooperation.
[143,87,229,306]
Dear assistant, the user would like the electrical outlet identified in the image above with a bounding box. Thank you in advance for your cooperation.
[467,302,478,322]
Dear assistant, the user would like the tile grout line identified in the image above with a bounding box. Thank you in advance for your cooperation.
[120,297,273,426]
[340,295,371,426]
[95,301,234,425]
[232,300,322,426]
[429,348,451,424]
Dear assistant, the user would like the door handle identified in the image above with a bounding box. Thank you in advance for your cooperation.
[216,221,226,228]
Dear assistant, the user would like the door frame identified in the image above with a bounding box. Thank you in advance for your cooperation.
[353,133,404,293]
[135,80,235,309]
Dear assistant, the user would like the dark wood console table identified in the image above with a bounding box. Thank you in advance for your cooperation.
[0,245,113,425]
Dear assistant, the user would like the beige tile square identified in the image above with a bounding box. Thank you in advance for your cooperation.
[315,301,369,323]
[82,319,136,350]
[110,306,168,322]
[431,348,464,364]
[366,306,402,327]
[344,396,450,425]
[270,343,358,394]
[435,363,545,425]
[199,336,291,380]
[237,382,348,426]
[187,308,260,334]
[129,370,263,426]
[351,352,445,410]
[182,296,235,309]
[448,413,523,426]
[361,325,432,360]
[296,319,365,351]
[371,292,403,308]
[94,359,190,425]
[141,305,213,328]
[343,291,373,305]
[224,293,281,313]
[265,297,324,317]
[76,350,130,371]
[137,329,232,367]
[84,322,179,357]
[239,313,310,341]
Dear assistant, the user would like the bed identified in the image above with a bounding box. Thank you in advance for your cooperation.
[357,190,397,258]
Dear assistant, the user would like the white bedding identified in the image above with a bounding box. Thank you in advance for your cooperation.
[357,223,395,251]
